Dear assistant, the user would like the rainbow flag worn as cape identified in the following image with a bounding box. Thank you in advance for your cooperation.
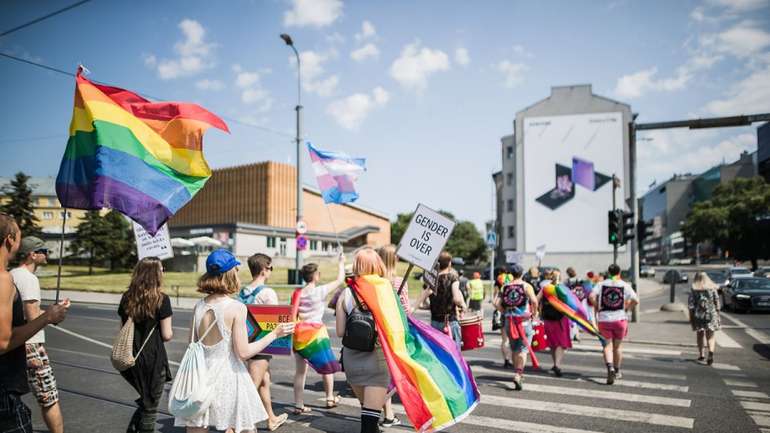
[351,275,479,432]
[543,283,605,345]
[293,322,342,375]
[56,68,228,235]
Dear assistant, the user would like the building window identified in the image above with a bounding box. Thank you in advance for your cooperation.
[60,211,72,219]
[42,211,54,220]
[506,199,513,212]
[267,236,276,248]
[506,173,512,186]
[322,242,330,252]
[310,240,318,251]
[507,226,514,239]
[506,146,513,159]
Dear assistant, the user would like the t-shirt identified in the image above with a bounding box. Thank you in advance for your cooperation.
[430,272,459,322]
[11,267,44,344]
[591,278,637,322]
[238,283,278,306]
[298,283,333,323]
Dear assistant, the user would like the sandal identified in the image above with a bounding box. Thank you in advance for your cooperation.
[326,395,341,408]
[291,406,312,416]
[267,413,289,431]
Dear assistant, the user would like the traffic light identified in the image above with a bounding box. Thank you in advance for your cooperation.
[608,210,622,245]
[621,211,635,245]
[636,219,648,249]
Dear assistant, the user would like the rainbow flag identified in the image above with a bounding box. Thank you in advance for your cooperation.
[543,283,605,345]
[56,68,228,235]
[293,322,342,375]
[351,275,479,432]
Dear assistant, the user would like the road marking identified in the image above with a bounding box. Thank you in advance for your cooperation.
[49,325,181,366]
[752,414,770,427]
[464,357,686,381]
[724,378,759,388]
[65,313,191,332]
[722,312,770,345]
[733,390,770,399]
[483,337,685,356]
[742,401,770,412]
[488,380,690,407]
[711,362,742,371]
[716,330,742,348]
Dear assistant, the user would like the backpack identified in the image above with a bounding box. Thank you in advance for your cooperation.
[167,314,221,418]
[693,291,713,322]
[111,317,156,372]
[342,288,377,352]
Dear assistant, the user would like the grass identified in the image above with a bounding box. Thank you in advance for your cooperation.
[38,261,425,303]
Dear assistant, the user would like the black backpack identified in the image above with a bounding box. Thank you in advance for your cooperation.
[342,288,377,352]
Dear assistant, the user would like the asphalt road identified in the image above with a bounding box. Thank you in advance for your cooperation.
[21,288,770,433]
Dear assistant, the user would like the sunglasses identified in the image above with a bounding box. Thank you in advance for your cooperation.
[34,249,49,255]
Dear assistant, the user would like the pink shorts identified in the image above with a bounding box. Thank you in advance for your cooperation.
[598,320,628,341]
[544,317,572,350]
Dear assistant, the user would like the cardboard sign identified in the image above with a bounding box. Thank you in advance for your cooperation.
[246,305,295,355]
[133,222,173,261]
[397,204,456,271]
[535,244,547,261]
[505,251,523,264]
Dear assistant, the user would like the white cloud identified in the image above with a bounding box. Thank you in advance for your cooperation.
[292,50,339,96]
[230,66,273,111]
[148,19,216,80]
[707,0,769,12]
[355,20,377,42]
[195,79,224,91]
[235,71,259,88]
[497,60,528,88]
[284,0,342,28]
[706,64,770,115]
[711,21,770,58]
[512,44,533,57]
[389,40,450,91]
[350,43,379,62]
[454,47,470,66]
[326,86,389,130]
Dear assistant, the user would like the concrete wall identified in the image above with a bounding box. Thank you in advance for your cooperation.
[500,134,516,252]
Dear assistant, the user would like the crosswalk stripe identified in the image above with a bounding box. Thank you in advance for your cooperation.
[724,378,759,388]
[712,362,742,371]
[483,336,685,356]
[742,401,770,412]
[716,330,742,348]
[487,380,691,407]
[752,414,770,427]
[471,365,690,393]
[461,352,688,372]
[732,390,769,399]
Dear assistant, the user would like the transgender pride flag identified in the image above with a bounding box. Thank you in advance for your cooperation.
[307,142,366,204]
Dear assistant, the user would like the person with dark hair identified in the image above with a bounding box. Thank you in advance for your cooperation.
[0,214,69,433]
[589,263,638,385]
[237,253,287,431]
[293,254,345,414]
[117,257,174,433]
[537,270,571,377]
[493,267,514,368]
[458,269,469,304]
[494,264,538,390]
[415,251,467,350]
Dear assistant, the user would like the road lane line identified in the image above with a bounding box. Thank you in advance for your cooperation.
[50,325,181,366]
[724,378,759,388]
[733,390,770,399]
[742,401,770,412]
[722,312,770,345]
[716,330,742,348]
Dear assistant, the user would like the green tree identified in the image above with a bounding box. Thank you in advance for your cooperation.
[0,172,42,237]
[390,209,487,264]
[683,176,770,269]
[69,210,109,274]
[103,210,137,270]
[70,210,137,273]
[391,212,413,245]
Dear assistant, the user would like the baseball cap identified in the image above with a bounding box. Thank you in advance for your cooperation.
[510,263,524,275]
[206,249,241,275]
[19,236,46,255]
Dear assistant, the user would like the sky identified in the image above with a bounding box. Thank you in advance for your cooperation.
[1,0,769,230]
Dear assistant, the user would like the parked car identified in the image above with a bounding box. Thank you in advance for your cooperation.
[663,269,688,284]
[754,267,770,278]
[640,265,655,278]
[706,271,728,292]
[724,267,754,288]
[721,277,770,313]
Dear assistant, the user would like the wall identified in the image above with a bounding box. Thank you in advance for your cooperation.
[500,134,515,252]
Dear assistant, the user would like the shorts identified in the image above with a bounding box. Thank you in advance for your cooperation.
[431,320,462,351]
[506,317,534,354]
[342,346,390,388]
[0,386,32,433]
[250,354,273,362]
[469,299,482,311]
[598,320,628,341]
[25,344,59,408]
[544,317,573,350]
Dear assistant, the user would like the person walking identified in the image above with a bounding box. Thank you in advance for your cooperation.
[174,249,294,433]
[524,267,541,293]
[0,214,69,433]
[458,270,469,304]
[494,264,538,390]
[688,272,721,366]
[467,272,485,315]
[335,247,391,433]
[293,254,345,414]
[589,264,638,385]
[493,268,514,368]
[537,272,571,377]
[414,251,467,350]
[237,253,287,431]
[117,257,174,433]
[10,237,64,433]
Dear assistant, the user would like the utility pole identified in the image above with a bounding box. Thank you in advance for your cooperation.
[612,174,619,265]
[629,119,640,323]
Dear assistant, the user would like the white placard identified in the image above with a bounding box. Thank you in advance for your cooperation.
[133,222,174,261]
[505,250,523,264]
[396,204,456,271]
[535,244,546,261]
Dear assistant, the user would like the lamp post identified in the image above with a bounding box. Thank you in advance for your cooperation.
[281,33,303,282]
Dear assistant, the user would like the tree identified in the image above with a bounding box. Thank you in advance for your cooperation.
[683,176,770,269]
[69,210,108,274]
[390,209,487,264]
[103,210,137,270]
[70,210,137,272]
[0,172,42,237]
[391,212,413,245]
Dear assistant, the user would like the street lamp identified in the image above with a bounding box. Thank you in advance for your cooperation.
[281,33,303,282]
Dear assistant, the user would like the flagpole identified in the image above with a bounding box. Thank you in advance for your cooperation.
[324,204,343,251]
[55,207,67,303]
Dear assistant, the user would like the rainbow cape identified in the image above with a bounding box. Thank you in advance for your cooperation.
[351,275,479,432]
[293,322,342,375]
[543,283,605,344]
[56,68,228,235]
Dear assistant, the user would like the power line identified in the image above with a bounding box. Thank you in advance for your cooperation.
[1,0,94,38]
[0,52,295,139]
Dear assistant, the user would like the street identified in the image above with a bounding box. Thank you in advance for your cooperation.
[26,277,770,433]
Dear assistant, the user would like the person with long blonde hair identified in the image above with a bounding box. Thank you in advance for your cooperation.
[688,272,721,366]
[118,257,174,433]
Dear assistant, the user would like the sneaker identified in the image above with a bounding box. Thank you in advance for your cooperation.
[380,417,402,428]
[707,352,714,366]
[614,370,623,380]
[503,360,513,369]
[551,366,563,377]
[513,374,523,391]
[607,369,616,385]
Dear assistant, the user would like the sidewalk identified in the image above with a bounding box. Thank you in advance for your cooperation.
[42,289,202,309]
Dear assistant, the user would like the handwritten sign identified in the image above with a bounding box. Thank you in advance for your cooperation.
[133,222,173,261]
[397,204,456,271]
[246,305,295,356]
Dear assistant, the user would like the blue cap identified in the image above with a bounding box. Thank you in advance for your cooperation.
[510,264,524,275]
[206,249,241,275]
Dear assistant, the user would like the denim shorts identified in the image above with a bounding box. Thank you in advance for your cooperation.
[431,320,463,351]
[505,317,534,354]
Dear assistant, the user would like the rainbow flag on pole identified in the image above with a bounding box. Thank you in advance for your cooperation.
[56,68,228,235]
[307,142,366,204]
[350,275,479,432]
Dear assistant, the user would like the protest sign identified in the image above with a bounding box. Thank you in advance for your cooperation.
[133,222,173,261]
[246,305,295,355]
[505,250,523,264]
[397,204,456,271]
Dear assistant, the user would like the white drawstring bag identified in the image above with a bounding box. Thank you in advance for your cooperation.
[168,317,220,418]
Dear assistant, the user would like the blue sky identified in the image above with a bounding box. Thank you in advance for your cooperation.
[1,0,769,229]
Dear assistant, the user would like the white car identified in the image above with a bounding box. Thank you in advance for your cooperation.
[640,266,655,278]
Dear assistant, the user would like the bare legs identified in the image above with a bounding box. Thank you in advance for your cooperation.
[294,354,335,409]
[41,402,63,433]
[551,347,565,369]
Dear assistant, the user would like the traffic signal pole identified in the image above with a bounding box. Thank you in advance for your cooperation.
[612,174,618,266]
[629,120,639,323]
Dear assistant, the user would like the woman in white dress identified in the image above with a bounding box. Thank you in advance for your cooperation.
[175,249,294,433]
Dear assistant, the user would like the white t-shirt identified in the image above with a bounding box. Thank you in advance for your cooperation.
[10,267,45,344]
[591,278,638,322]
[242,284,279,305]
[297,283,333,324]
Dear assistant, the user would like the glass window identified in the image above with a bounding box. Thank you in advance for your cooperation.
[506,146,513,159]
[507,199,513,212]
[266,236,276,248]
[310,240,318,250]
[42,211,54,220]
[506,173,512,186]
[507,226,514,238]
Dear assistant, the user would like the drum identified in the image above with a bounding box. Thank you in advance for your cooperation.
[530,321,548,352]
[459,315,485,351]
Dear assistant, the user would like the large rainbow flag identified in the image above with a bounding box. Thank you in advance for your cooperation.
[542,283,605,345]
[350,275,479,432]
[293,322,342,375]
[56,68,228,235]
